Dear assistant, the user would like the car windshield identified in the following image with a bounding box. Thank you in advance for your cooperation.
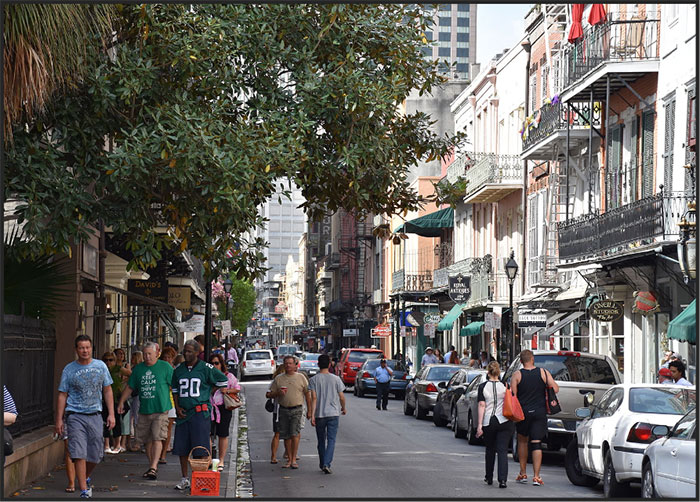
[277,346,297,355]
[303,354,320,361]
[246,351,272,360]
[425,366,460,381]
[348,351,382,363]
[629,387,696,415]
[466,372,483,383]
[534,355,617,384]
[363,360,405,371]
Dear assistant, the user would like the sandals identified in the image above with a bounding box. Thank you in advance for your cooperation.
[143,468,158,480]
[290,463,299,469]
[158,459,167,464]
[515,473,528,484]
[270,459,278,464]
[65,487,76,493]
[533,476,543,486]
[217,464,225,472]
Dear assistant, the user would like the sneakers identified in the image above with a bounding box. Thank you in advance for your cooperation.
[175,477,190,490]
[532,476,543,486]
[515,473,528,484]
[322,466,332,474]
[80,487,92,499]
[499,481,507,488]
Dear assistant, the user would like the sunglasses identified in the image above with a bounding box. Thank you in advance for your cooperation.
[211,361,221,365]
[105,358,115,362]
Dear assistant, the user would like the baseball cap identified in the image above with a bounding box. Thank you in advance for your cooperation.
[425,346,433,351]
[658,367,672,377]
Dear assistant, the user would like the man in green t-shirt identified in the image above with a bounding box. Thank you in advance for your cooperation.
[171,339,228,490]
[117,342,173,480]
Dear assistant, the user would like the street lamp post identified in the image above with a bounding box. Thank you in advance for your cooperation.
[223,278,233,322]
[505,252,519,365]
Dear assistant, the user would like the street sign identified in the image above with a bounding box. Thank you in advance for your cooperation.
[371,323,391,338]
[175,313,205,333]
[221,320,232,339]
[343,328,358,337]
[424,323,436,338]
[589,300,624,322]
[484,312,501,332]
[448,274,471,303]
[519,313,547,328]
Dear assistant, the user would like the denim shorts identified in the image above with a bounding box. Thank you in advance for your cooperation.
[66,413,104,463]
[172,411,211,458]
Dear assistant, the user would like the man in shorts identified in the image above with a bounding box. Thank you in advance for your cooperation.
[171,339,228,490]
[510,349,559,487]
[269,355,312,469]
[117,342,173,480]
[55,335,115,499]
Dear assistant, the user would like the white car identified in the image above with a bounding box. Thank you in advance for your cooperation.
[565,383,696,497]
[641,407,696,498]
[240,349,275,379]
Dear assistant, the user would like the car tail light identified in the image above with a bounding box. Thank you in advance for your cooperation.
[426,383,438,393]
[557,350,581,357]
[242,361,246,368]
[362,372,371,379]
[627,422,659,443]
[271,360,275,366]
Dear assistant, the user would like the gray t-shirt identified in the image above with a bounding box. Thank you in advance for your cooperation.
[308,372,345,418]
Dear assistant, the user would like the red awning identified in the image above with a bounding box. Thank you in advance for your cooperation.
[568,4,585,43]
[588,4,607,26]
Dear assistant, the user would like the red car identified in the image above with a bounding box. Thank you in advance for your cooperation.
[336,348,384,386]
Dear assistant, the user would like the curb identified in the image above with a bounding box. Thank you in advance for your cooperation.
[223,406,239,498]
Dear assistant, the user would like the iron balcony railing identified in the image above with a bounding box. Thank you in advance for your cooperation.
[392,268,433,292]
[445,151,477,184]
[562,16,660,90]
[522,100,602,152]
[463,153,521,199]
[527,255,559,288]
[432,256,492,307]
[558,192,689,260]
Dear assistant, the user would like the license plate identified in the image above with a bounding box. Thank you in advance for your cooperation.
[309,371,317,375]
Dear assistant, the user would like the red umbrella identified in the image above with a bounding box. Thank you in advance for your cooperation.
[588,4,607,25]
[568,4,585,43]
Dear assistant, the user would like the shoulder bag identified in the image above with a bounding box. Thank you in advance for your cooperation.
[265,398,275,413]
[503,383,524,422]
[542,368,561,415]
[4,428,14,456]
[223,391,243,411]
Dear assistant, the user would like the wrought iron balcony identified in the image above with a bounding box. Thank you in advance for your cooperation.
[561,16,660,91]
[391,268,433,293]
[432,256,492,307]
[325,252,341,270]
[558,192,689,261]
[463,153,522,203]
[521,100,601,158]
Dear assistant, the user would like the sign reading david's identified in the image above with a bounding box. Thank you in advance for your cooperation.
[448,274,471,303]
[127,278,168,306]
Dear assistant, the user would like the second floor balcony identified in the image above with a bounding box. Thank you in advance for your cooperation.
[391,268,433,293]
[446,152,522,204]
[557,191,689,262]
[432,256,491,308]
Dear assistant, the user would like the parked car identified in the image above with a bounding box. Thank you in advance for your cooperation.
[274,344,300,365]
[336,348,384,386]
[298,353,321,379]
[403,364,462,420]
[449,371,489,443]
[503,350,621,457]
[641,407,696,498]
[433,368,486,429]
[564,383,696,497]
[353,359,408,399]
[240,349,276,379]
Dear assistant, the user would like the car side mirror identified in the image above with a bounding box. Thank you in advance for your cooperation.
[437,381,447,388]
[575,407,591,419]
[652,425,670,437]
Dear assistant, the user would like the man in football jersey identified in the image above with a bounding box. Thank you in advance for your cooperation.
[171,339,228,490]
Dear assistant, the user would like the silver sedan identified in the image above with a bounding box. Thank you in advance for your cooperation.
[403,364,462,420]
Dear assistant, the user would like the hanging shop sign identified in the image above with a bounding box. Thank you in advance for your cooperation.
[424,313,442,324]
[518,313,547,328]
[588,300,624,322]
[448,274,472,303]
[424,323,436,338]
[168,286,191,310]
[371,324,392,338]
[484,312,501,332]
[127,278,168,306]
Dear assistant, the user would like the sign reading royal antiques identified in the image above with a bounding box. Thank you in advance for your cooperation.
[588,300,624,322]
[448,274,471,303]
[127,278,168,306]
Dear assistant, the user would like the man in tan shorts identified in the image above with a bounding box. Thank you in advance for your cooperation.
[269,355,312,469]
[117,342,173,480]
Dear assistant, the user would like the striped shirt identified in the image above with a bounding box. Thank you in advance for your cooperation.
[3,385,18,416]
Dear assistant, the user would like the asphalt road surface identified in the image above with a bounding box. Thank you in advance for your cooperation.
[242,378,610,499]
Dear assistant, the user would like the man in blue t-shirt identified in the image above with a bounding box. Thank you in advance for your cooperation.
[373,359,393,411]
[56,335,114,499]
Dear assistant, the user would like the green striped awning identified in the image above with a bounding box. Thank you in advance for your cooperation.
[668,300,696,344]
[437,303,465,331]
[460,321,484,337]
[394,207,454,237]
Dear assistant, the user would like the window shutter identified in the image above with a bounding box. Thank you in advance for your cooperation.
[641,110,655,198]
[663,96,676,193]
[629,117,638,201]
[606,125,622,209]
[686,85,696,197]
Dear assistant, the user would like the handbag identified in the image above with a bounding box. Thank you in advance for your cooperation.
[503,383,525,422]
[265,398,274,413]
[223,391,243,411]
[542,368,562,415]
[4,428,14,456]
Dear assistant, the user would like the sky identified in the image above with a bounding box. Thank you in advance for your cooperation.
[477,3,532,65]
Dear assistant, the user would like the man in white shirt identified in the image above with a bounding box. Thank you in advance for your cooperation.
[421,347,438,367]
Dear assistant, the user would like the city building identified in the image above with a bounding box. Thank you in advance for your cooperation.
[424,4,478,81]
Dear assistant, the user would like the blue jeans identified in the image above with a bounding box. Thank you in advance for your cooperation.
[314,416,339,469]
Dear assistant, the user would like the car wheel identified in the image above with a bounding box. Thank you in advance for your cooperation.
[415,401,428,420]
[641,461,657,499]
[358,385,365,398]
[433,404,448,427]
[353,385,358,396]
[565,439,598,487]
[603,450,629,498]
[453,407,467,439]
[403,395,415,416]
[466,413,479,445]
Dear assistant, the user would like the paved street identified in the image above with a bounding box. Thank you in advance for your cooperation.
[243,379,609,499]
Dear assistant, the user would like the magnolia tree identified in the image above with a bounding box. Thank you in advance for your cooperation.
[6,4,466,280]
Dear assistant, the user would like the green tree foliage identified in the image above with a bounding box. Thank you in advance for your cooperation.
[5,4,466,280]
[215,278,256,335]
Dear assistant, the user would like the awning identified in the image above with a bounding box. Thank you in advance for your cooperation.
[668,300,696,344]
[540,311,584,338]
[394,207,454,237]
[437,303,465,331]
[460,321,484,337]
